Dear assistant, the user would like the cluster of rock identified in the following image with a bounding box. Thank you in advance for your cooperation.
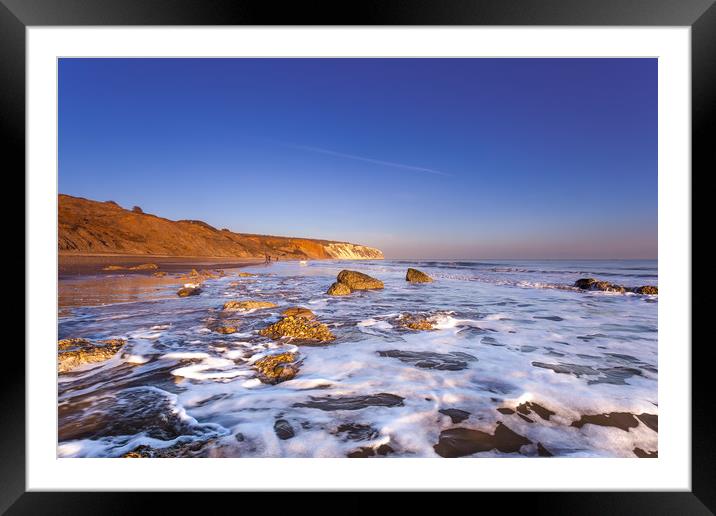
[103,263,159,271]
[326,268,433,296]
[574,278,658,295]
[57,337,125,373]
[258,309,335,343]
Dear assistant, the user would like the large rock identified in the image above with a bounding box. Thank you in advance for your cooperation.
[406,268,433,283]
[58,338,125,373]
[259,316,335,343]
[327,282,352,296]
[337,270,384,290]
[253,352,300,384]
[398,314,435,331]
[222,300,277,311]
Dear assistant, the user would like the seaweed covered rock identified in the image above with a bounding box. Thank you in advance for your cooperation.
[406,268,433,283]
[58,338,125,373]
[281,307,316,320]
[253,352,301,384]
[337,270,384,290]
[327,281,352,296]
[222,300,277,311]
[259,316,335,343]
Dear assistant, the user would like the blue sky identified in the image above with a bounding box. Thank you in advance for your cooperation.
[59,58,657,259]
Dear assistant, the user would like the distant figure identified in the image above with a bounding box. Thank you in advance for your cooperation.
[132,205,143,214]
[264,253,270,263]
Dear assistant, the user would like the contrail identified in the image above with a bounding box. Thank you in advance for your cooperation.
[285,143,452,177]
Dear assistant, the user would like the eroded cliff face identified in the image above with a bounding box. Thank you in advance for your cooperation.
[58,195,384,261]
[323,243,384,260]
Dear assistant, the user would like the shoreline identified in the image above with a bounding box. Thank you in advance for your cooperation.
[58,253,268,278]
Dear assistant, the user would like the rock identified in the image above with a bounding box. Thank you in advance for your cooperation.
[632,285,658,295]
[129,263,158,270]
[378,350,477,371]
[433,422,531,457]
[281,307,316,320]
[336,270,384,290]
[406,268,433,283]
[274,419,295,440]
[294,393,404,411]
[347,444,394,458]
[571,412,640,432]
[327,281,352,296]
[634,448,658,458]
[258,316,335,343]
[574,278,598,289]
[177,285,202,297]
[399,314,435,331]
[58,338,125,373]
[212,325,238,334]
[132,206,144,213]
[222,300,277,311]
[335,423,379,441]
[237,272,256,277]
[103,264,126,271]
[153,271,167,277]
[253,352,300,384]
[574,277,639,294]
[516,402,555,421]
[537,443,554,457]
[439,408,471,424]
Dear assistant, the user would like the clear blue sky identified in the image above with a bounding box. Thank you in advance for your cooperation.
[59,58,657,259]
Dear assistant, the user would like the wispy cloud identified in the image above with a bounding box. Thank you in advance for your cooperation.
[285,143,452,177]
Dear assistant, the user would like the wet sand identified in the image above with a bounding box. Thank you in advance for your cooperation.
[59,253,265,278]
[58,254,269,314]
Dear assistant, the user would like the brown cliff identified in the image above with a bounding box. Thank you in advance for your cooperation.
[58,195,384,260]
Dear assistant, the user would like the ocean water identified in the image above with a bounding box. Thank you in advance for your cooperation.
[57,259,658,458]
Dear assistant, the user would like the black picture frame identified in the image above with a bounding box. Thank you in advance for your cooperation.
[4,0,711,512]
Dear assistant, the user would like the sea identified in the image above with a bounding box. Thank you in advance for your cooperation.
[57,259,658,458]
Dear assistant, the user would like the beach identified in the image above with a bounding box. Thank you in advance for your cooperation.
[57,258,658,458]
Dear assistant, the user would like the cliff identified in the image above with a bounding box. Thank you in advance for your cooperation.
[58,195,384,261]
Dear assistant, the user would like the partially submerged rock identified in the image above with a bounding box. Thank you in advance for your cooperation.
[406,268,433,283]
[129,263,158,270]
[327,281,352,296]
[237,272,256,277]
[274,419,295,440]
[253,352,301,384]
[177,284,202,297]
[574,278,657,295]
[222,300,277,311]
[281,307,317,320]
[433,422,531,457]
[58,338,125,373]
[327,270,384,295]
[632,285,658,295]
[153,271,167,277]
[439,408,471,424]
[347,444,394,458]
[212,325,238,334]
[571,411,657,432]
[337,270,384,290]
[398,314,435,331]
[378,350,477,371]
[258,316,335,343]
[294,393,404,411]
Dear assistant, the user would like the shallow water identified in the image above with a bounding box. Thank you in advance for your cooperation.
[57,259,658,458]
